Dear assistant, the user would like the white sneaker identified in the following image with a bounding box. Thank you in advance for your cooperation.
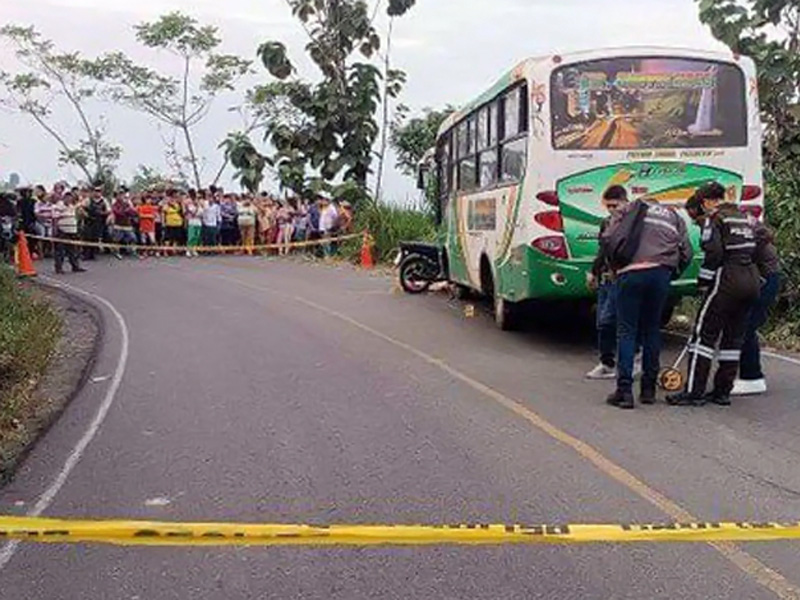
[731,379,767,396]
[586,363,616,380]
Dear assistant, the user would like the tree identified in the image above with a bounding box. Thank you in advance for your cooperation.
[0,25,121,184]
[129,165,177,192]
[697,0,800,166]
[228,0,416,199]
[697,0,800,328]
[90,12,252,189]
[390,105,455,176]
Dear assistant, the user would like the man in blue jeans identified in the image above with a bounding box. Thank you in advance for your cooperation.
[587,186,641,379]
[602,200,693,409]
[732,216,781,396]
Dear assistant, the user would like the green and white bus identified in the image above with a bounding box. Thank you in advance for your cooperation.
[424,47,763,329]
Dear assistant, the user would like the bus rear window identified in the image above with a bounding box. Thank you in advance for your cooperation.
[550,57,747,150]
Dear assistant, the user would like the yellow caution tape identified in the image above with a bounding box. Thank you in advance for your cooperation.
[25,232,364,255]
[2,517,800,546]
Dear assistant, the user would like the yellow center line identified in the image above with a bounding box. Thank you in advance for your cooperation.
[196,264,800,600]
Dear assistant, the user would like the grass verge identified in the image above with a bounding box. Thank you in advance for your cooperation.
[0,267,62,457]
[342,198,437,263]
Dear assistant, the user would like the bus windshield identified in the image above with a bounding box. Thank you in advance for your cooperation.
[550,56,747,151]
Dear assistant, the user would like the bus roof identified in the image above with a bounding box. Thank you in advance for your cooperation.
[437,45,747,137]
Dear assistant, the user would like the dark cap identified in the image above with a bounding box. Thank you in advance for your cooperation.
[695,181,726,202]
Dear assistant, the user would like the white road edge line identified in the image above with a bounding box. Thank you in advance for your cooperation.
[669,331,800,369]
[0,278,130,570]
[763,351,800,368]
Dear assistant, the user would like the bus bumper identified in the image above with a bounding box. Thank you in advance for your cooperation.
[497,247,700,302]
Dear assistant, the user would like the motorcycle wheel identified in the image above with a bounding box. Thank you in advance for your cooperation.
[399,255,433,294]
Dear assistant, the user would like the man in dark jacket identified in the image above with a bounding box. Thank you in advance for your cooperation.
[602,197,693,409]
[82,186,109,260]
[0,192,17,263]
[668,182,761,406]
[587,185,629,379]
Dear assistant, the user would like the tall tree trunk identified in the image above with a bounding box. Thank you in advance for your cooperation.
[373,16,394,202]
[180,55,202,189]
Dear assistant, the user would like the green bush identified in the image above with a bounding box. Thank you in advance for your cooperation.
[0,267,61,410]
[764,166,800,341]
[343,197,437,263]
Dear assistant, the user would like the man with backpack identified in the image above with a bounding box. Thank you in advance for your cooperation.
[667,182,761,407]
[602,194,692,409]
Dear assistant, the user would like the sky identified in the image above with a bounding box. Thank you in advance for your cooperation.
[0,0,727,200]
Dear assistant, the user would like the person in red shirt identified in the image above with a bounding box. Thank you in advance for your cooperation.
[137,196,159,257]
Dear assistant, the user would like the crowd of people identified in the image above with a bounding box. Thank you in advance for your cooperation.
[587,182,780,409]
[0,183,355,272]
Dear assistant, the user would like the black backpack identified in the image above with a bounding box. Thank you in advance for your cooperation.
[602,199,649,271]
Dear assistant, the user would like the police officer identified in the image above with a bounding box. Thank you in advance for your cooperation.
[668,182,761,406]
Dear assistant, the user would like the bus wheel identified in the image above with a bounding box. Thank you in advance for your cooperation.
[494,295,519,331]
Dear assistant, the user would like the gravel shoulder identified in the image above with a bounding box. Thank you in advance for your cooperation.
[0,284,100,484]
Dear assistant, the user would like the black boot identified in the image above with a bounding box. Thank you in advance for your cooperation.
[666,391,706,406]
[607,390,634,410]
[706,390,731,406]
[640,386,657,405]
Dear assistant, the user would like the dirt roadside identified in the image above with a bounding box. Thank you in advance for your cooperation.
[0,285,101,484]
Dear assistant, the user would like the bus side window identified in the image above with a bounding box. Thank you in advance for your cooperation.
[436,134,452,225]
[478,105,498,188]
[500,84,529,182]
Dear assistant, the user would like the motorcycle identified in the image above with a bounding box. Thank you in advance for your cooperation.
[395,242,447,294]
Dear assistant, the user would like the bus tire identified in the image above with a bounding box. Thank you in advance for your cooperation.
[494,295,520,331]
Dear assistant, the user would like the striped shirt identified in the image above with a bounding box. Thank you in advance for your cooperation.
[53,202,78,235]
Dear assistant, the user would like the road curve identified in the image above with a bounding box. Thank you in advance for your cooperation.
[2,256,800,600]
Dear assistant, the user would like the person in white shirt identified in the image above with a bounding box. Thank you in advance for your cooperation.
[201,199,221,247]
[52,192,85,274]
[318,197,340,257]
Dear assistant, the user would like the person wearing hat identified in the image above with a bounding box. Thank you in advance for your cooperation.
[668,182,761,407]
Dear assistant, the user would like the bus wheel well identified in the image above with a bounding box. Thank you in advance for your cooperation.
[480,255,494,298]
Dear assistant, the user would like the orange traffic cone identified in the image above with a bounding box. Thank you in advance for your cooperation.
[360,232,375,269]
[15,231,37,278]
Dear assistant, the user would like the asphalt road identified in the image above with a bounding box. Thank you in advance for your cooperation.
[2,255,800,599]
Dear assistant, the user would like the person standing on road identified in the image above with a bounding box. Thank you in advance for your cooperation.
[163,190,185,255]
[237,195,257,255]
[82,186,110,261]
[319,196,339,258]
[0,192,18,264]
[137,195,159,257]
[603,196,692,409]
[220,195,239,248]
[112,191,138,259]
[732,215,781,396]
[668,182,761,407]
[184,193,203,257]
[52,192,86,274]
[587,186,632,379]
[201,196,221,248]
